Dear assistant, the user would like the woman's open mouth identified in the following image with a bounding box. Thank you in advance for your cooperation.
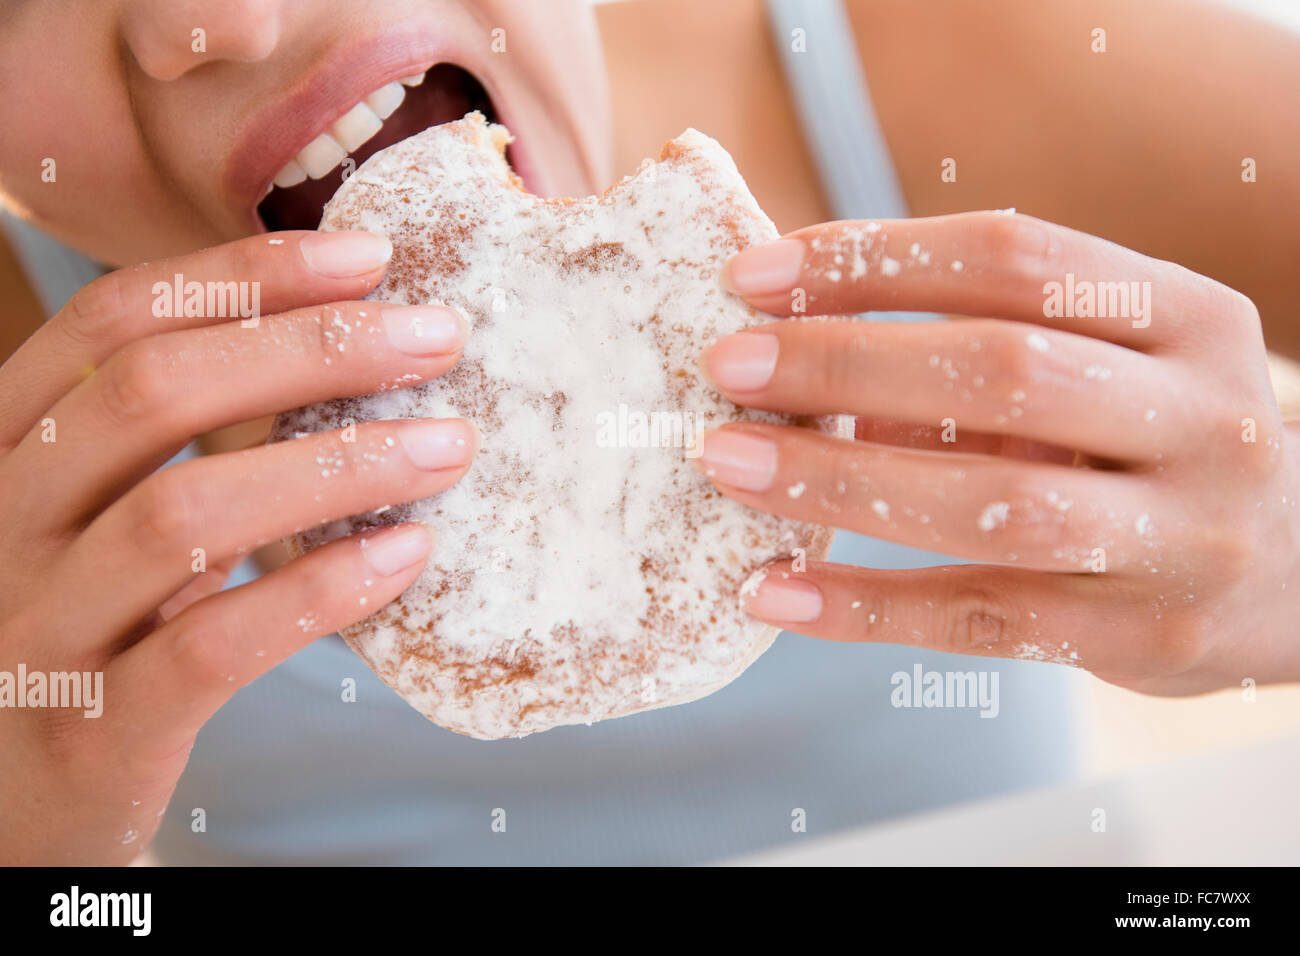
[256,63,500,233]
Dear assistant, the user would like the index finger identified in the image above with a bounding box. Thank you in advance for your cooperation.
[0,229,392,450]
[721,212,1251,352]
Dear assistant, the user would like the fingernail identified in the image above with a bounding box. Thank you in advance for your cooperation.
[359,524,431,576]
[742,569,823,623]
[397,419,477,470]
[382,305,467,356]
[723,239,805,297]
[706,333,779,391]
[696,429,777,492]
[300,231,393,277]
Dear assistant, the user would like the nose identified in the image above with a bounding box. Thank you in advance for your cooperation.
[120,0,283,81]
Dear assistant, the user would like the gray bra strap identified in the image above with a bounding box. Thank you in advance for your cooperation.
[1,209,104,318]
[765,0,936,323]
[764,0,911,221]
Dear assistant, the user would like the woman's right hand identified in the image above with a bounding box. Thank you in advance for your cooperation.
[0,230,476,863]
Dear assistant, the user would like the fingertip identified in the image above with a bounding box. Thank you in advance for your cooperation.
[703,332,779,393]
[722,238,805,298]
[299,230,393,279]
[358,522,433,577]
[693,426,778,492]
[396,418,479,471]
[739,565,823,623]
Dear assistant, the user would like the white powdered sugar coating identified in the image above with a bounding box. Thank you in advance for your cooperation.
[272,114,850,739]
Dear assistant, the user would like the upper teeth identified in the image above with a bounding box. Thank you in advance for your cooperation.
[269,73,425,189]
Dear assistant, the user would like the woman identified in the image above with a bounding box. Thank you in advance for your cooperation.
[1,0,1297,864]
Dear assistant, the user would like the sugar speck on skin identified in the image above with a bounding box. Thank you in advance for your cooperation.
[826,268,842,282]
[787,481,806,499]
[871,499,891,520]
[1135,513,1151,536]
[1026,332,1049,353]
[880,256,900,277]
[978,501,1011,532]
[267,238,285,245]
[1083,365,1113,381]
[951,260,964,272]
[865,221,882,233]
[909,242,920,256]
[851,600,862,609]
[1145,408,1157,422]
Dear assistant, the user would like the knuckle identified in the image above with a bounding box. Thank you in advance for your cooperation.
[130,468,198,554]
[938,586,1020,653]
[312,303,355,364]
[974,477,1081,560]
[327,432,366,478]
[100,341,176,424]
[225,233,269,284]
[1236,430,1279,482]
[978,213,1061,284]
[980,325,1038,396]
[1146,610,1212,674]
[1204,392,1277,476]
[60,271,128,347]
[296,564,347,622]
[1215,284,1262,335]
[169,617,238,689]
[1205,526,1254,584]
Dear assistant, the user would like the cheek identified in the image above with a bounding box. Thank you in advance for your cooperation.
[0,54,219,264]
[0,41,129,241]
[0,89,100,225]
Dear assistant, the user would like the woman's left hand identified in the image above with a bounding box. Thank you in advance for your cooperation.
[696,211,1300,695]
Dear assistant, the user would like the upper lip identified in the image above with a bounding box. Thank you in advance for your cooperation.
[225,20,535,230]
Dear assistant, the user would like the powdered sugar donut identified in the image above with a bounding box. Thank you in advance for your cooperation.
[272,113,851,739]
